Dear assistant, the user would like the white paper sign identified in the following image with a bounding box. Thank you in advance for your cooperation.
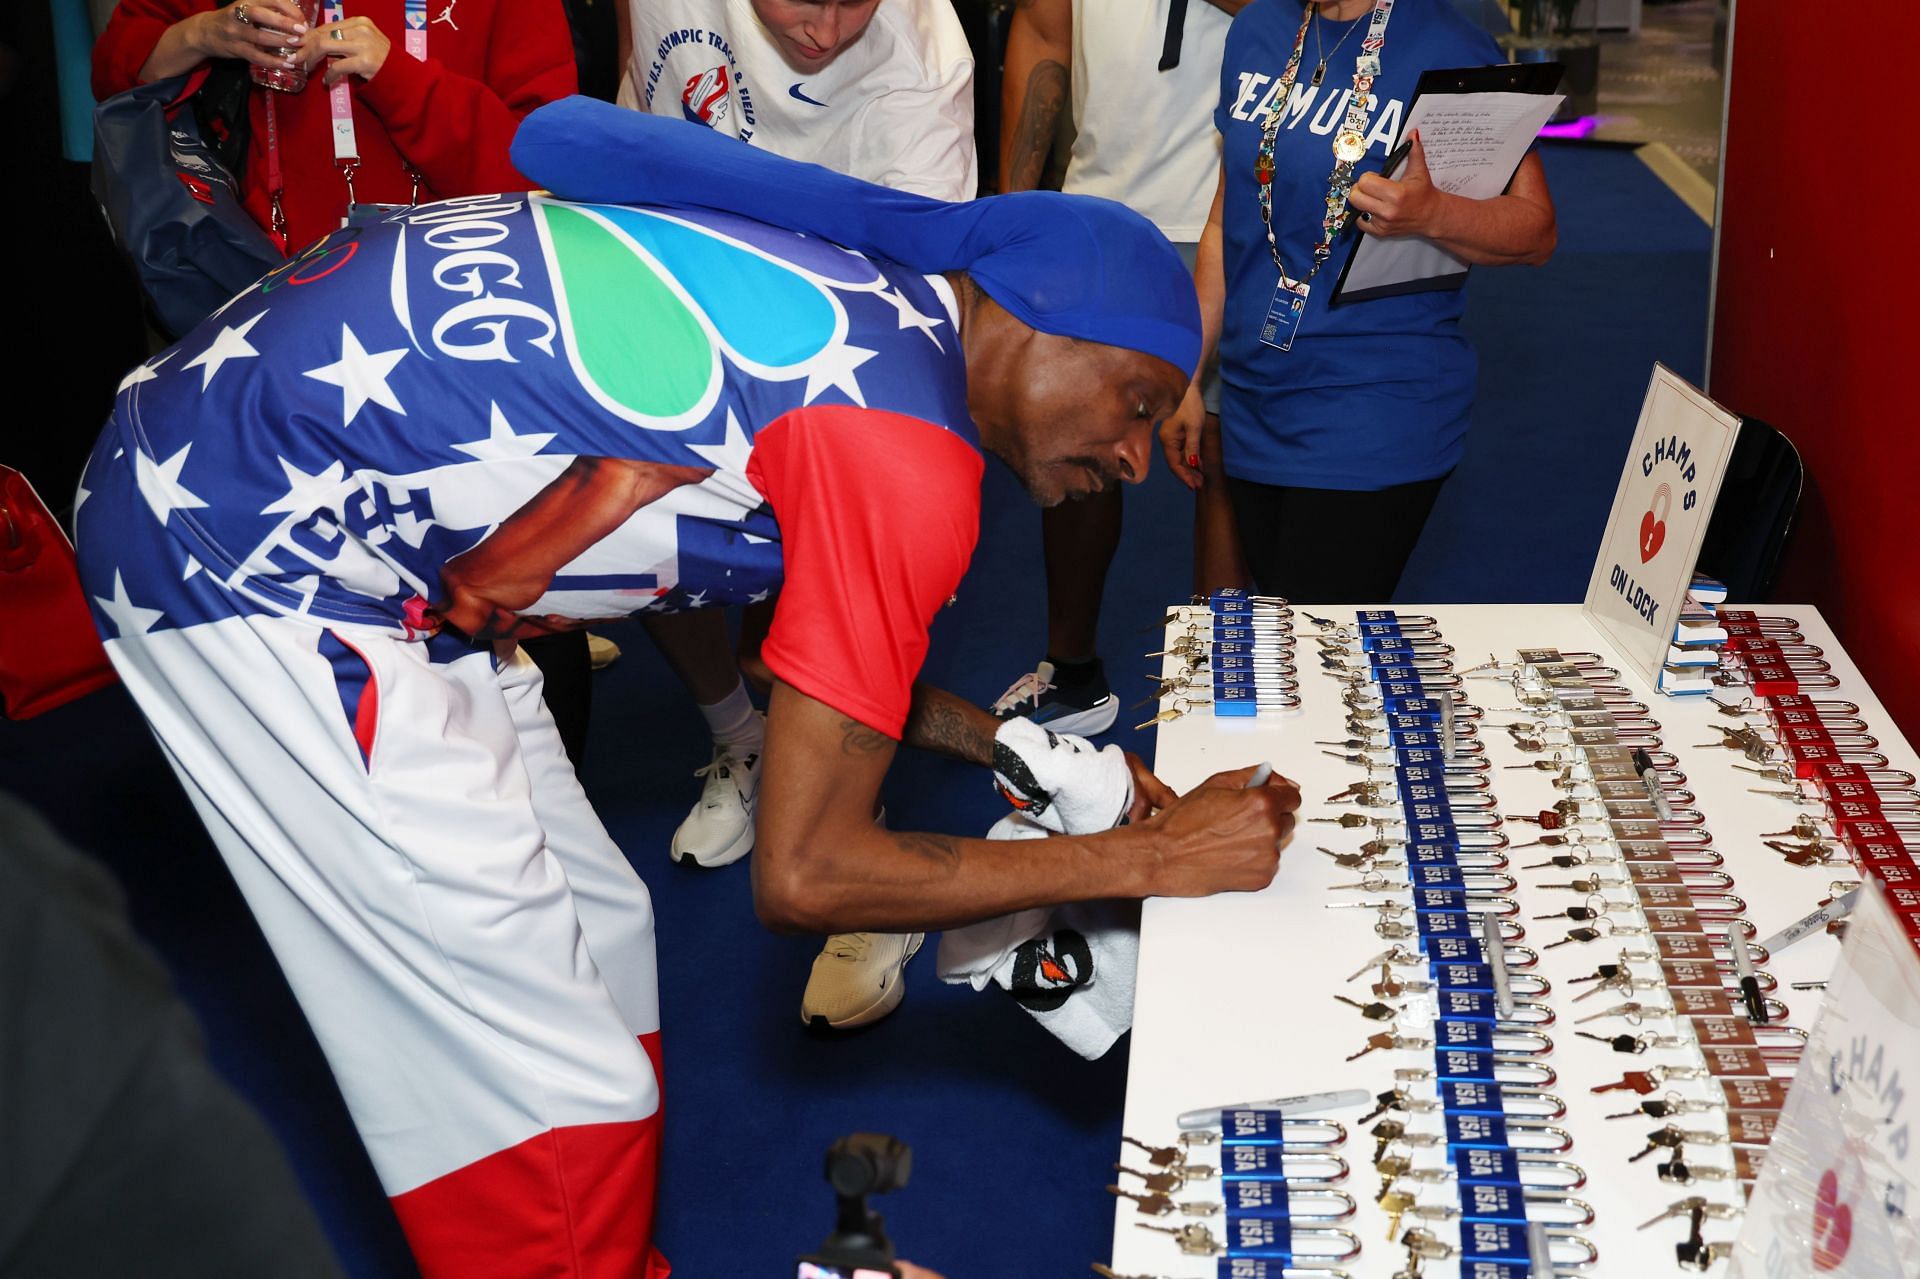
[1728,882,1920,1278]
[1582,363,1740,688]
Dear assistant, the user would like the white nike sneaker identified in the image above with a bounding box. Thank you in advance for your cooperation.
[669,738,763,868]
[801,930,925,1029]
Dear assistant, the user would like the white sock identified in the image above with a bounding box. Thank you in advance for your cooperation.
[699,681,763,752]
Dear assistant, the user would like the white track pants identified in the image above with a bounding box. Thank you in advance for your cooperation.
[102,613,670,1279]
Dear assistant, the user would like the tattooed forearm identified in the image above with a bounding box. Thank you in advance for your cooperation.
[1005,59,1067,193]
[903,684,997,766]
[889,830,962,866]
[837,716,893,756]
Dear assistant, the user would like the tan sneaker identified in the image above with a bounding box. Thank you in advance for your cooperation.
[586,633,622,670]
[801,931,924,1029]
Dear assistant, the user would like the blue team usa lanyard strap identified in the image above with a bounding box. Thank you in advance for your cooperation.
[1254,0,1395,352]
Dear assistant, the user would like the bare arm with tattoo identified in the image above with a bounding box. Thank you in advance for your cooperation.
[751,680,1299,934]
[998,0,1071,194]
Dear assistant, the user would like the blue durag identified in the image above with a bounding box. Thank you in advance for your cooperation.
[510,97,1202,381]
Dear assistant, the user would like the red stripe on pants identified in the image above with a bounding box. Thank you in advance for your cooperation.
[389,1033,669,1278]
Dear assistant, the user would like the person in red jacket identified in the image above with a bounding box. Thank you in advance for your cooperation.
[95,0,599,769]
[92,0,577,255]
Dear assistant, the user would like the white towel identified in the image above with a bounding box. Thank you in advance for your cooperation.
[988,717,1133,835]
[935,720,1142,1059]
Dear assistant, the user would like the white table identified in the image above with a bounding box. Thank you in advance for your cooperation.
[1112,604,1919,1277]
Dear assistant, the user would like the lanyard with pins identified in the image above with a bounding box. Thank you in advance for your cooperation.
[1253,0,1394,352]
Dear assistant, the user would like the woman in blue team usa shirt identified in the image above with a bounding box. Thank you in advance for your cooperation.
[1161,0,1556,603]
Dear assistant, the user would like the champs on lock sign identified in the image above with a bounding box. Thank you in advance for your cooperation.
[1607,432,1703,628]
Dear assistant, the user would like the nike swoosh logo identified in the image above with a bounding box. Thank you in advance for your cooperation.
[788,82,827,107]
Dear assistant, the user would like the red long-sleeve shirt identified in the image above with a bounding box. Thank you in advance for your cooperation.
[93,0,577,253]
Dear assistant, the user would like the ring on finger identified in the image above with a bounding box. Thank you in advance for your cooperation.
[330,27,345,38]
[234,2,251,23]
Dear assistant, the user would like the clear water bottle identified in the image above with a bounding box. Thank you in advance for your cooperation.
[250,0,319,93]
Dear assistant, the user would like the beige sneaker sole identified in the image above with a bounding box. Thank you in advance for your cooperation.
[801,933,924,1030]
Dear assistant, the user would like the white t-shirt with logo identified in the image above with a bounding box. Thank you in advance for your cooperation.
[1062,0,1230,241]
[619,0,977,202]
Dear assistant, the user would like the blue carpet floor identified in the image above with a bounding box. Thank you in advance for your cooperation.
[0,142,1709,1278]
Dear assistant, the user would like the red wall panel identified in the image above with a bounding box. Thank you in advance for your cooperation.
[1709,4,1920,737]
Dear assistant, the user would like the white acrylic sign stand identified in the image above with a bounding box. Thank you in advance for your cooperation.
[1581,363,1741,689]
[1728,882,1920,1277]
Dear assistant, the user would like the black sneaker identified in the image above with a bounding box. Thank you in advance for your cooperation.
[989,660,1119,736]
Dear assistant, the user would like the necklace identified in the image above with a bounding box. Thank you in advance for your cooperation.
[1252,0,1395,351]
[1310,6,1366,88]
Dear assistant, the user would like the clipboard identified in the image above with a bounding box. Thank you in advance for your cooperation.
[1328,61,1565,308]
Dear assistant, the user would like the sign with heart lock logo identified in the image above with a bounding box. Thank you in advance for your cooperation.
[1581,364,1740,691]
[1726,882,1920,1278]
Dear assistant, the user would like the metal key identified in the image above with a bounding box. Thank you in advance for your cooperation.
[1358,1090,1399,1125]
[1608,1093,1720,1121]
[1122,1136,1186,1168]
[1347,946,1419,980]
[1640,1196,1712,1229]
[1401,1228,1457,1260]
[1541,876,1613,893]
[1136,1222,1222,1256]
[1634,1124,1727,1164]
[1535,904,1603,922]
[1545,926,1607,949]
[1320,846,1376,870]
[1763,815,1824,841]
[1312,812,1378,828]
[1659,1155,1734,1185]
[1108,1185,1178,1217]
[1570,970,1628,1002]
[1114,1163,1182,1194]
[1335,995,1398,1021]
[1380,1189,1414,1242]
[1574,975,1660,1004]
[1114,1163,1208,1194]
[1371,1120,1404,1166]
[1575,1001,1670,1025]
[1630,1124,1690,1163]
[1375,1153,1413,1186]
[1676,1203,1733,1271]
[1348,1032,1429,1061]
[1592,1070,1660,1095]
